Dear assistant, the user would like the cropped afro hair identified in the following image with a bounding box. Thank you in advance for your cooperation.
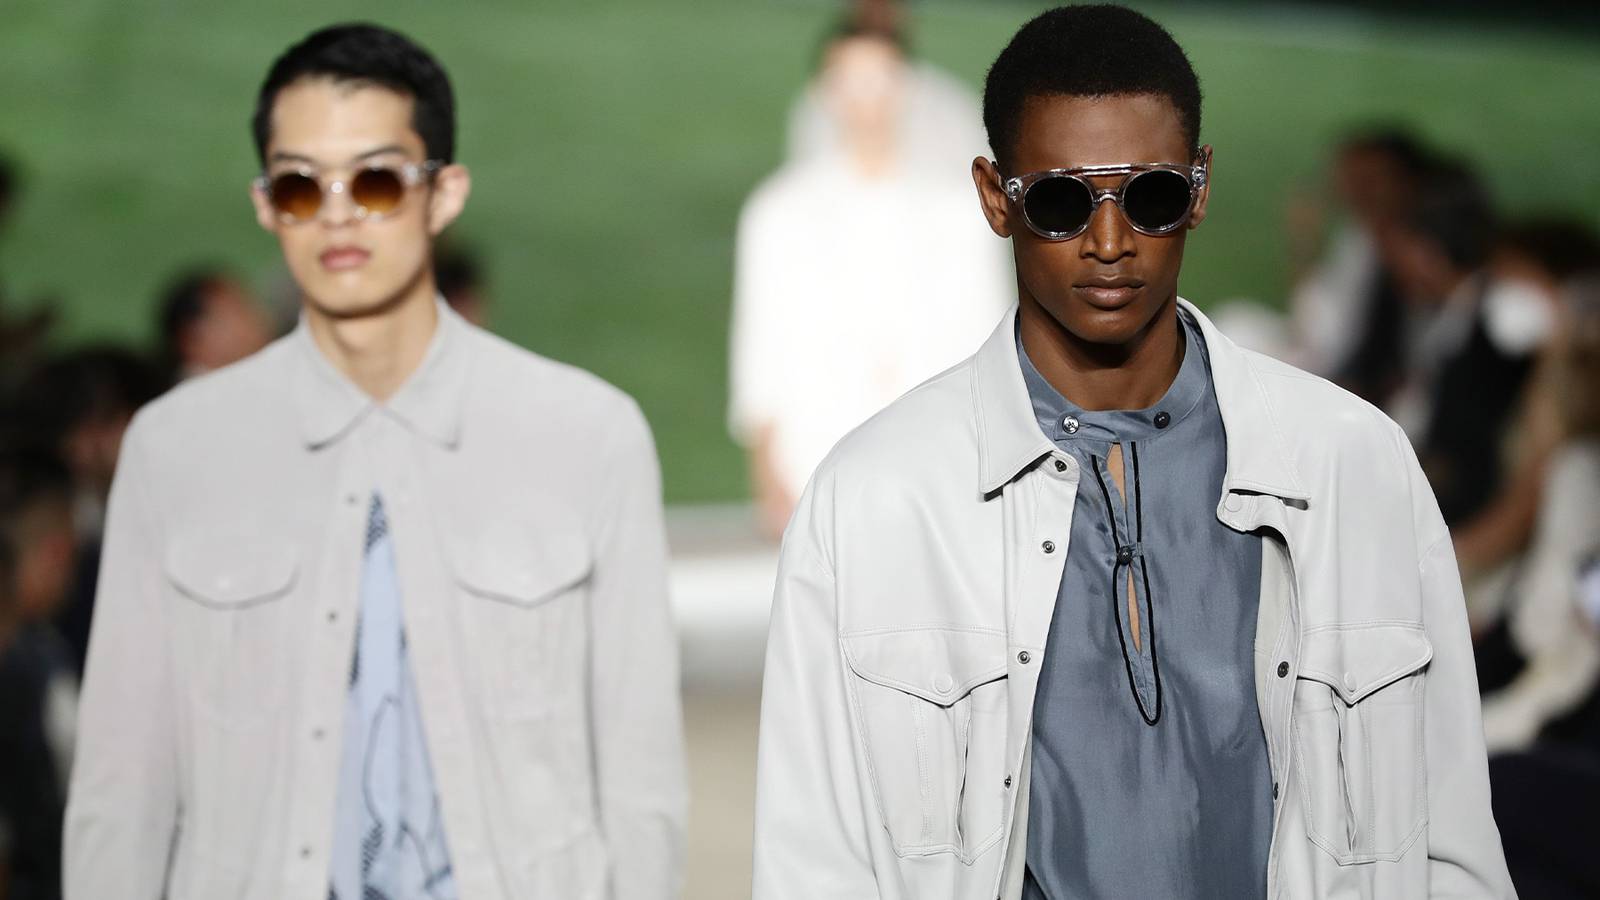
[983,5,1202,171]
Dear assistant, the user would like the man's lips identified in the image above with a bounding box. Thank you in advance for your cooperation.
[1073,276,1145,307]
[319,247,370,271]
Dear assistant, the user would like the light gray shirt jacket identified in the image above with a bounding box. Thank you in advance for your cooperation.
[751,300,1516,900]
[63,302,687,900]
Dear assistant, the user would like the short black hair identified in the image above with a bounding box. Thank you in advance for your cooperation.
[252,23,456,165]
[1337,127,1432,177]
[0,446,73,530]
[435,246,483,300]
[1495,218,1600,283]
[157,266,229,373]
[1406,158,1496,272]
[983,5,1202,171]
[9,348,165,451]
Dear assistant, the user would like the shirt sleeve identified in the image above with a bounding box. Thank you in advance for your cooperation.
[587,401,688,900]
[63,412,181,900]
[727,187,792,446]
[751,475,880,899]
[1398,428,1518,898]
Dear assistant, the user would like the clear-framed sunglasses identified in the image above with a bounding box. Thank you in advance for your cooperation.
[254,160,442,224]
[1002,160,1208,241]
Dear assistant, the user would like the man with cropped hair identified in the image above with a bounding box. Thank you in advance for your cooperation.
[64,24,685,900]
[752,6,1513,898]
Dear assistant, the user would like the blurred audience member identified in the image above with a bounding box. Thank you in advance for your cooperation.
[730,20,1011,537]
[0,448,81,900]
[436,244,488,327]
[1383,159,1535,526]
[1486,273,1600,900]
[10,349,163,673]
[157,266,271,384]
[1454,219,1600,582]
[787,0,988,186]
[1286,128,1430,387]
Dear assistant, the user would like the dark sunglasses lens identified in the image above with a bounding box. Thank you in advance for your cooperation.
[1122,170,1193,232]
[268,172,322,220]
[1023,176,1094,236]
[351,168,407,216]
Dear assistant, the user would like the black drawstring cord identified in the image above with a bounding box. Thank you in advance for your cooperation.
[1091,442,1163,726]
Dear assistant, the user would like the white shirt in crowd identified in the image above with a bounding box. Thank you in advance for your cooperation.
[728,159,1012,497]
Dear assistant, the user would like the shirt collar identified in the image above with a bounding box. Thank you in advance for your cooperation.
[973,300,1310,503]
[290,297,470,450]
[1016,309,1210,445]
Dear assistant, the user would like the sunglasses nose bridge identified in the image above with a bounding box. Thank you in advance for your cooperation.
[316,177,363,225]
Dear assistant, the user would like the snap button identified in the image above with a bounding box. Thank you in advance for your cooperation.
[1017,651,1031,664]
[1277,661,1289,678]
[1004,775,1013,789]
[1224,494,1243,513]
[933,674,954,694]
[1343,672,1357,692]
[1116,546,1134,565]
[1154,411,1171,429]
[1054,459,1067,472]
[1062,415,1080,435]
[1041,540,1056,554]
[1272,782,1280,800]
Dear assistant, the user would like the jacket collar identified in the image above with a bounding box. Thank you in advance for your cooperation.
[290,298,470,450]
[973,300,1311,504]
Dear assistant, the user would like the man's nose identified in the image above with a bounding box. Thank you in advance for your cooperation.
[1080,195,1135,263]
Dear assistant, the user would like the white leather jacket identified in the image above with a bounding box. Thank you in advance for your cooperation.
[752,301,1516,899]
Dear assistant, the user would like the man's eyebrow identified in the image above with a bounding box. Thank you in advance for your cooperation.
[353,145,410,162]
[265,145,412,168]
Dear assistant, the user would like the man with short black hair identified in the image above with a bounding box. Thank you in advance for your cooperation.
[65,24,685,900]
[751,6,1513,898]
[156,267,270,384]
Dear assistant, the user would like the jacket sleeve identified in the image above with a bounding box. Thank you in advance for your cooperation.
[751,478,879,899]
[63,413,180,899]
[1402,435,1518,898]
[588,402,688,900]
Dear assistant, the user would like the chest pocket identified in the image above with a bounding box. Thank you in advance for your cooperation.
[843,626,1010,862]
[451,523,593,721]
[165,532,299,729]
[1290,623,1433,865]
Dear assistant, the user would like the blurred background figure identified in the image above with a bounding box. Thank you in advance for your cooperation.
[785,0,987,186]
[1284,128,1430,387]
[1483,270,1600,900]
[729,18,1011,538]
[436,243,489,328]
[1381,159,1534,527]
[7,349,164,674]
[0,448,80,900]
[156,266,271,385]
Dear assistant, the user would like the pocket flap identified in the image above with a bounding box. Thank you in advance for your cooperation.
[1298,623,1433,705]
[165,533,298,608]
[450,522,592,608]
[841,627,1008,707]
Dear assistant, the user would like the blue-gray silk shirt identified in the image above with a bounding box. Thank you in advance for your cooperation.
[1020,311,1272,899]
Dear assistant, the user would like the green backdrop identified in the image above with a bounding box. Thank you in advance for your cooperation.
[3,0,1598,501]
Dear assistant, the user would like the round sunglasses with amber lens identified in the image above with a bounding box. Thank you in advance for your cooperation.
[255,160,442,224]
[1002,162,1207,242]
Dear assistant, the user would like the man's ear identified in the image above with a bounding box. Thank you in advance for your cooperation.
[249,179,279,233]
[972,157,1014,239]
[426,163,472,236]
[1187,144,1213,230]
